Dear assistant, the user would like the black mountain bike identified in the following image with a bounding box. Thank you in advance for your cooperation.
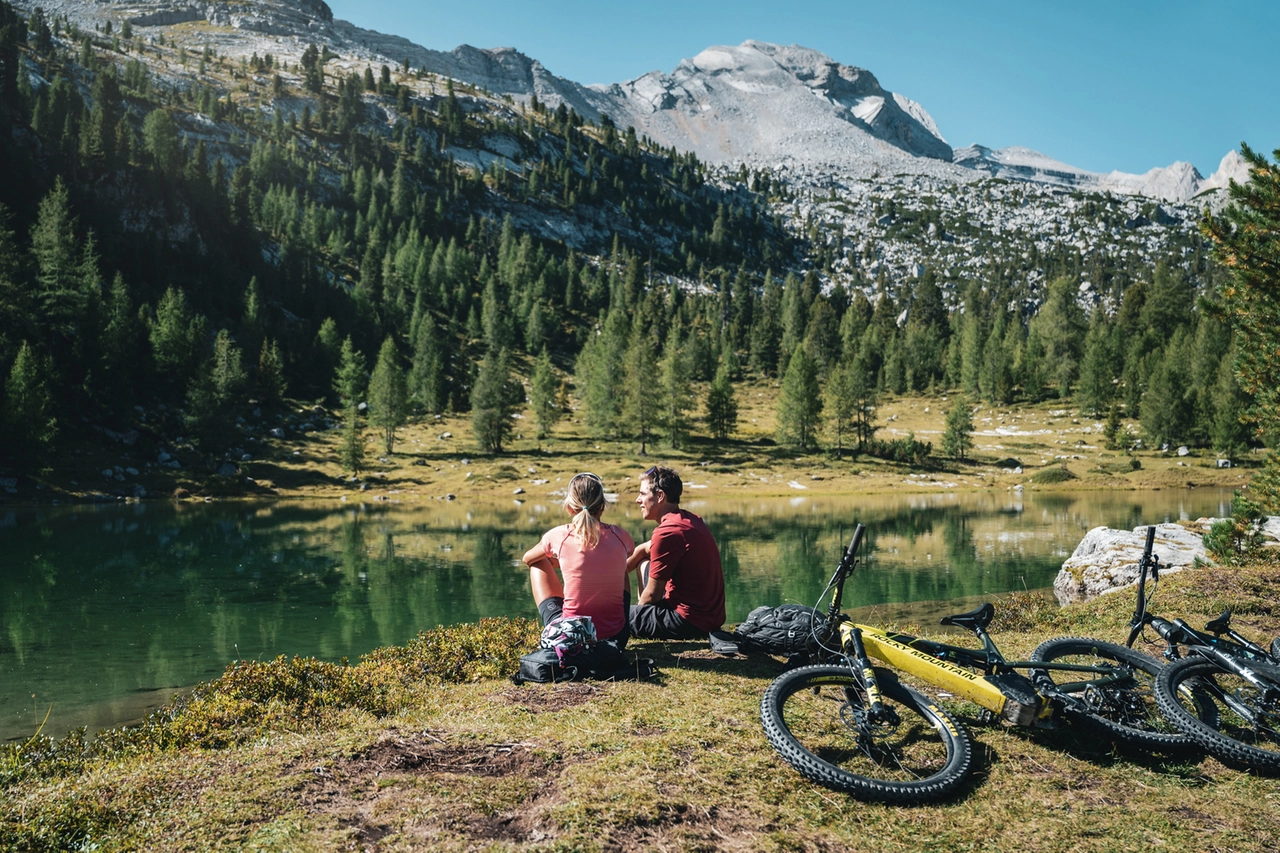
[1123,525,1280,774]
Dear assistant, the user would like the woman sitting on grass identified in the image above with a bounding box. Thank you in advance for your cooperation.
[523,472,636,647]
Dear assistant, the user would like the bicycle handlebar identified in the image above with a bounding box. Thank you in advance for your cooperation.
[1124,526,1158,648]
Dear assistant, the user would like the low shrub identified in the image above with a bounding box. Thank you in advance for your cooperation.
[1029,465,1075,484]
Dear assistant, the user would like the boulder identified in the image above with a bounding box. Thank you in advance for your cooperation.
[1054,521,1219,605]
[217,463,238,476]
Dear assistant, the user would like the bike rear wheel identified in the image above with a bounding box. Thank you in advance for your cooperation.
[1155,656,1280,774]
[760,664,974,804]
[1028,636,1208,752]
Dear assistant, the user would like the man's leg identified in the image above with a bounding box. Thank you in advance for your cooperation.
[628,603,705,640]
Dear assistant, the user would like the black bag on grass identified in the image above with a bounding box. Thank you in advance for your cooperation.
[511,642,659,684]
[733,604,828,656]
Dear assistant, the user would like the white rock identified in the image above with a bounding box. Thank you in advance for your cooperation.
[1054,522,1215,605]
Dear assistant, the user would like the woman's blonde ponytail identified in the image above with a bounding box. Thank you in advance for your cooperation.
[565,473,607,549]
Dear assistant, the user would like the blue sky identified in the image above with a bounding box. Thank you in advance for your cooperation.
[326,0,1279,177]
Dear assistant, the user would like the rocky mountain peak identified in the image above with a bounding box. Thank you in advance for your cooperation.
[593,40,951,165]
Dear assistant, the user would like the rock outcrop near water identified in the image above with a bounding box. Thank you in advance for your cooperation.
[1054,519,1280,605]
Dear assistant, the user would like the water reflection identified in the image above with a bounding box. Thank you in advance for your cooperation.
[0,489,1233,741]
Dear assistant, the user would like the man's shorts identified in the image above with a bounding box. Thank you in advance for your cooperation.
[628,603,706,640]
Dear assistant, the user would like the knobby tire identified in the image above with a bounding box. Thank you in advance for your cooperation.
[1028,636,1207,752]
[1155,655,1280,774]
[760,664,973,805]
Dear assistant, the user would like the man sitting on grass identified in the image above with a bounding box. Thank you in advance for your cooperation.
[627,465,726,640]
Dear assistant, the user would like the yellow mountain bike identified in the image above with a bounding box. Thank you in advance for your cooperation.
[760,523,1197,804]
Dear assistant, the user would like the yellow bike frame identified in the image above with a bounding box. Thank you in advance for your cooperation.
[840,622,1054,726]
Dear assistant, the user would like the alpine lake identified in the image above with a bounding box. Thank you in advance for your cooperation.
[1,487,1234,742]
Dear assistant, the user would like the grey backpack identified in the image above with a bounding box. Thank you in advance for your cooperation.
[733,605,828,656]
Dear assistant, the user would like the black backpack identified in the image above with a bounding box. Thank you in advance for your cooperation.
[733,604,828,656]
[512,642,658,684]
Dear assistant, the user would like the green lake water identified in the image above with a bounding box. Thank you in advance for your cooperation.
[0,488,1234,741]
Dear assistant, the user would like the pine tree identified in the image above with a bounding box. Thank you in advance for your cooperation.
[186,329,246,449]
[576,306,628,438]
[1076,308,1115,418]
[849,358,879,452]
[99,273,137,408]
[705,361,738,441]
[367,336,408,453]
[748,271,782,376]
[472,347,516,453]
[1103,402,1123,450]
[1211,353,1250,458]
[256,338,287,409]
[529,347,561,441]
[335,337,366,475]
[409,314,444,414]
[2,341,58,466]
[658,326,693,449]
[823,359,855,458]
[941,395,975,460]
[620,327,659,453]
[142,108,181,176]
[1030,276,1087,398]
[30,178,85,340]
[776,348,822,450]
[150,287,206,396]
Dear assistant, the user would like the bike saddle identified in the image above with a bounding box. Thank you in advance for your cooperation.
[940,603,995,631]
[1205,610,1233,635]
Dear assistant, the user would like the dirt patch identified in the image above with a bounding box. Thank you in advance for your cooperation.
[496,683,604,713]
[294,731,570,850]
[600,804,772,852]
[354,735,550,777]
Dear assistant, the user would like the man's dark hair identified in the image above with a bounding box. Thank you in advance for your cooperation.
[643,465,682,504]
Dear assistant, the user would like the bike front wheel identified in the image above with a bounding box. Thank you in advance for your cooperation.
[1155,655,1280,774]
[760,664,974,804]
[1028,636,1207,752]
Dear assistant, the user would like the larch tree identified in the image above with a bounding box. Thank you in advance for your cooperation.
[256,338,287,410]
[658,327,693,449]
[2,341,58,466]
[334,337,366,475]
[621,326,659,454]
[776,348,822,450]
[823,359,855,458]
[529,347,561,442]
[409,314,444,415]
[705,360,738,442]
[367,336,408,454]
[941,395,975,461]
[471,347,517,453]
